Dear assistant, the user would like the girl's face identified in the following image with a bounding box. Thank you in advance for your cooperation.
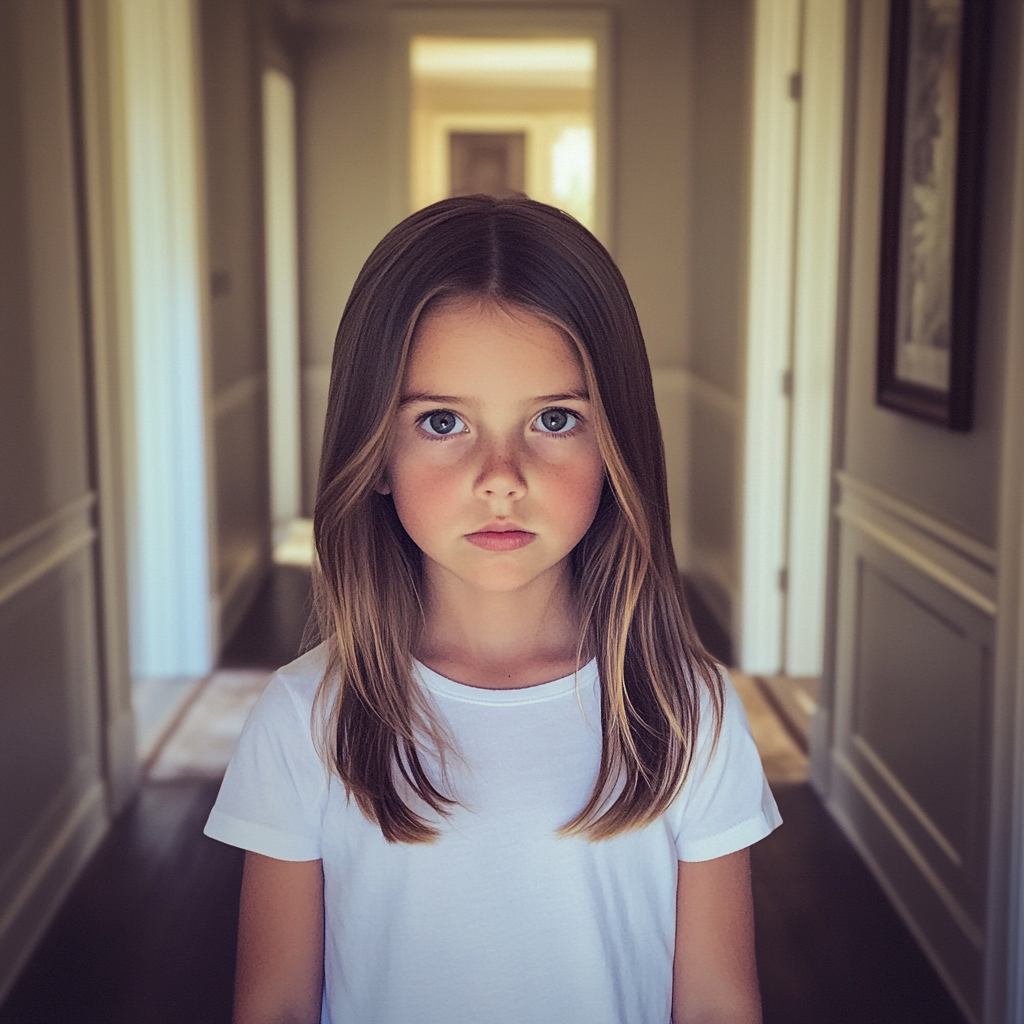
[380,299,606,599]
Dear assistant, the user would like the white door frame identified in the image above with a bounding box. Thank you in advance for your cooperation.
[784,1,846,676]
[84,0,216,680]
[263,68,303,537]
[740,0,845,676]
[739,0,801,674]
[984,7,1024,1016]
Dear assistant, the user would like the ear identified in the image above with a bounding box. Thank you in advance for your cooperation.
[373,476,391,495]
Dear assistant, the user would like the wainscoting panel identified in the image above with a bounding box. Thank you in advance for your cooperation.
[829,474,995,1023]
[0,501,108,1003]
[654,367,741,639]
[214,372,270,648]
[651,367,690,571]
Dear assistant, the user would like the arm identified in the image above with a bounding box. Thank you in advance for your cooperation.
[672,848,762,1024]
[233,851,325,1024]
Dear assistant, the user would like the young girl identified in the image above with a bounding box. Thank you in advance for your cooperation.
[205,195,781,1024]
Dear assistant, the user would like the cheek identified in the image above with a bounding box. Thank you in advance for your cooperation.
[549,451,606,535]
[387,455,458,543]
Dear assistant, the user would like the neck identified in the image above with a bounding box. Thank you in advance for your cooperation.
[414,565,586,689]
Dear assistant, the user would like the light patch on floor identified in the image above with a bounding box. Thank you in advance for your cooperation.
[145,661,807,786]
[133,675,206,763]
[273,516,314,566]
[147,669,273,781]
[729,671,809,785]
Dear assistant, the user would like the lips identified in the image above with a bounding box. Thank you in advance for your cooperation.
[464,527,536,551]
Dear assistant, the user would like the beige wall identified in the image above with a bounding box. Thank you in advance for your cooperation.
[678,0,753,631]
[0,1,110,1001]
[200,0,273,645]
[295,0,697,514]
[820,1,1024,1018]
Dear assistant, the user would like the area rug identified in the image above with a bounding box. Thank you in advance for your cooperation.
[145,664,807,785]
[146,669,273,781]
[729,671,809,785]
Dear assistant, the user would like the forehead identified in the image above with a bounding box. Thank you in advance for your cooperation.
[403,299,583,391]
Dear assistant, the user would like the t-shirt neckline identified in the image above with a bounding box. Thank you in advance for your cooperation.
[413,657,599,705]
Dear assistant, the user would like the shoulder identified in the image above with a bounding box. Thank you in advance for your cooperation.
[669,664,781,859]
[232,643,332,762]
[206,644,334,859]
[250,643,330,723]
[271,642,330,701]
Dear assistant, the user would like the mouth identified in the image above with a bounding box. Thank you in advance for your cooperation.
[464,528,536,552]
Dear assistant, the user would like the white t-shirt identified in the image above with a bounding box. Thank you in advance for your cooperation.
[205,645,780,1024]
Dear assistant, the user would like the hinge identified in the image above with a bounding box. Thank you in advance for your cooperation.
[789,71,802,100]
[781,368,793,398]
[778,567,789,592]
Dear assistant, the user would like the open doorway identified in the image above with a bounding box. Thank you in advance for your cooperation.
[389,10,611,246]
[408,35,598,231]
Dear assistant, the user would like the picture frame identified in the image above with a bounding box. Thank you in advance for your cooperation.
[876,0,990,430]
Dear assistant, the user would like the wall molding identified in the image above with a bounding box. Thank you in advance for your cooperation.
[118,0,215,677]
[651,365,743,420]
[0,496,97,608]
[217,542,267,652]
[829,506,994,1020]
[835,471,997,617]
[212,370,265,421]
[827,765,983,1024]
[0,780,106,1006]
[0,494,95,566]
[834,748,984,950]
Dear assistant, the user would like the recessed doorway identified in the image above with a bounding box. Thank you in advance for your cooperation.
[405,30,606,238]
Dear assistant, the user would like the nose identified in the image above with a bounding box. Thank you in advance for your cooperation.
[473,436,527,503]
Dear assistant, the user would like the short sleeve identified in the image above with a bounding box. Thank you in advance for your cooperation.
[668,670,782,862]
[204,664,330,861]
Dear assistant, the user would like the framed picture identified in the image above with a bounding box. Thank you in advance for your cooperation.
[876,0,990,430]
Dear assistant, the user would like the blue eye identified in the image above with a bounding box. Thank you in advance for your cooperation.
[535,408,578,434]
[420,410,465,436]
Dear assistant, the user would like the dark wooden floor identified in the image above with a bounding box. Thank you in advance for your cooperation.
[219,564,315,670]
[1,565,968,1024]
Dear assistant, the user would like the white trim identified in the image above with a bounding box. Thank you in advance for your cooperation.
[117,0,214,677]
[739,0,802,673]
[654,366,743,421]
[985,6,1024,1019]
[0,527,96,609]
[262,68,303,530]
[75,0,140,811]
[838,471,997,569]
[784,0,846,676]
[0,781,107,1006]
[217,542,265,647]
[0,493,95,565]
[834,749,984,950]
[835,472,997,617]
[827,765,982,1024]
[852,735,962,869]
[388,7,613,252]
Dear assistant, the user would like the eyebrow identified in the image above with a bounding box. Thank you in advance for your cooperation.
[398,389,590,408]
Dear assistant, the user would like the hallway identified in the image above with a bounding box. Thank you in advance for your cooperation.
[4,1,1024,1020]
[0,570,969,1024]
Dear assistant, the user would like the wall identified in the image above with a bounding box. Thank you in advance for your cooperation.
[0,1,109,1001]
[200,0,272,646]
[679,0,753,635]
[819,1,1023,1019]
[295,0,695,515]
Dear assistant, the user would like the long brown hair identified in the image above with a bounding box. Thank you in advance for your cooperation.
[312,195,723,843]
